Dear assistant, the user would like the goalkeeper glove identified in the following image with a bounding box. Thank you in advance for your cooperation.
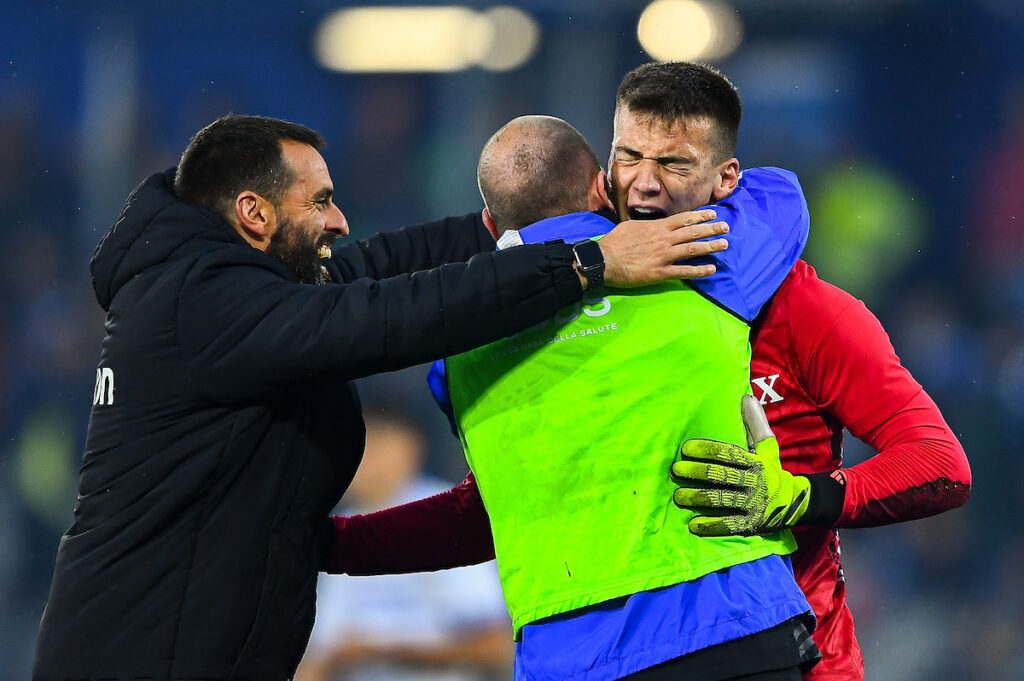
[670,395,811,537]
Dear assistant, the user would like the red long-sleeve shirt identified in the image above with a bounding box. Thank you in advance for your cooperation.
[749,260,970,679]
[324,261,970,680]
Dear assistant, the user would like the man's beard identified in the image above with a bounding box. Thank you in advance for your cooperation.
[266,214,330,285]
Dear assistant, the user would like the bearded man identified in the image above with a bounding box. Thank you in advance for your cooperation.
[33,114,727,681]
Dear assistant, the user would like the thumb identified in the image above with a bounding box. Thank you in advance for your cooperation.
[741,394,774,448]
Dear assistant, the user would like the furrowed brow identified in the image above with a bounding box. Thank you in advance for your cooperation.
[615,145,644,158]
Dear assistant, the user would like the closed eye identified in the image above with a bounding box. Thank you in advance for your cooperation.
[312,191,333,210]
[614,149,643,165]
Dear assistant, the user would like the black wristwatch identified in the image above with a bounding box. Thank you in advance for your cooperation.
[572,239,605,289]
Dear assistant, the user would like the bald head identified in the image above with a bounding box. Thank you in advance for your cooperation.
[477,115,602,234]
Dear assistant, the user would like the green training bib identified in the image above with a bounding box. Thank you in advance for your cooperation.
[447,280,796,635]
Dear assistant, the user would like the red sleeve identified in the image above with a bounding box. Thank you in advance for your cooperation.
[320,472,496,575]
[792,278,971,528]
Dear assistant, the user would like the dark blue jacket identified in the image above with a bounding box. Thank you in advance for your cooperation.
[33,169,582,681]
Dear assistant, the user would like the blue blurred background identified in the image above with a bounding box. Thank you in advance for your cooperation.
[2,1,1022,678]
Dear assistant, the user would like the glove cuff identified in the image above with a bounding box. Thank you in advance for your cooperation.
[797,472,845,526]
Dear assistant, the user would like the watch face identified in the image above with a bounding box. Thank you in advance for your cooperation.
[574,240,604,270]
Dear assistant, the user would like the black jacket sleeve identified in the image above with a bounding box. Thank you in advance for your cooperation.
[331,212,493,281]
[178,240,581,401]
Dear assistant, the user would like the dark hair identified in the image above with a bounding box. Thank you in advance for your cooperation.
[174,114,326,218]
[478,115,601,233]
[616,61,741,162]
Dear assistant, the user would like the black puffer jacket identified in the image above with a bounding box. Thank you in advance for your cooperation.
[33,169,582,680]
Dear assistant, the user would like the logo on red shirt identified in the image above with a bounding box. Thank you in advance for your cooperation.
[751,374,784,405]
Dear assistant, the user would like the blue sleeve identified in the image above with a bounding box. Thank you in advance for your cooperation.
[688,167,809,322]
[427,359,459,436]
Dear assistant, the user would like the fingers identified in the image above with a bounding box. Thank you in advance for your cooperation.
[740,395,775,447]
[663,263,717,280]
[619,209,729,255]
[687,514,747,537]
[606,209,725,241]
[657,209,722,232]
[672,460,761,489]
[599,209,729,287]
[679,438,756,466]
[673,485,750,511]
[656,210,728,249]
[667,220,730,243]
[666,235,729,263]
[660,229,729,278]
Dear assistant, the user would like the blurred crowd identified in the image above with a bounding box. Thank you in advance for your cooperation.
[3,1,1023,679]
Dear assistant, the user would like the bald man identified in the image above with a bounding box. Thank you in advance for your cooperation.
[335,115,818,681]
[476,115,617,237]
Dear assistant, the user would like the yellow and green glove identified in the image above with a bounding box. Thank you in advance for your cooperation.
[671,395,811,537]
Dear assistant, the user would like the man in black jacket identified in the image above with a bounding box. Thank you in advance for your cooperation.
[32,115,728,681]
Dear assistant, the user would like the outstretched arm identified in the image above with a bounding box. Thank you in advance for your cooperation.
[184,210,733,401]
[321,472,494,575]
[331,213,494,280]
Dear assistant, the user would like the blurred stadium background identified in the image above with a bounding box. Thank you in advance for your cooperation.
[2,0,1022,678]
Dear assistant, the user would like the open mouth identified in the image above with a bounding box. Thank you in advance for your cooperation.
[627,206,667,221]
[317,234,337,259]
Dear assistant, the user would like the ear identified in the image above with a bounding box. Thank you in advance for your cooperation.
[481,207,500,241]
[711,158,741,201]
[590,169,614,212]
[234,191,276,250]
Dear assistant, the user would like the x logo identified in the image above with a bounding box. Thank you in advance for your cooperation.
[751,374,784,404]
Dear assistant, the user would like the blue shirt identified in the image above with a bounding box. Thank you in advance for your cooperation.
[497,166,809,323]
[431,167,814,681]
[514,556,810,681]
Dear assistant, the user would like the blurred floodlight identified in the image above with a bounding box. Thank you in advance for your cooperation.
[478,6,540,71]
[704,2,743,60]
[315,6,538,73]
[638,0,743,62]
[316,7,491,72]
